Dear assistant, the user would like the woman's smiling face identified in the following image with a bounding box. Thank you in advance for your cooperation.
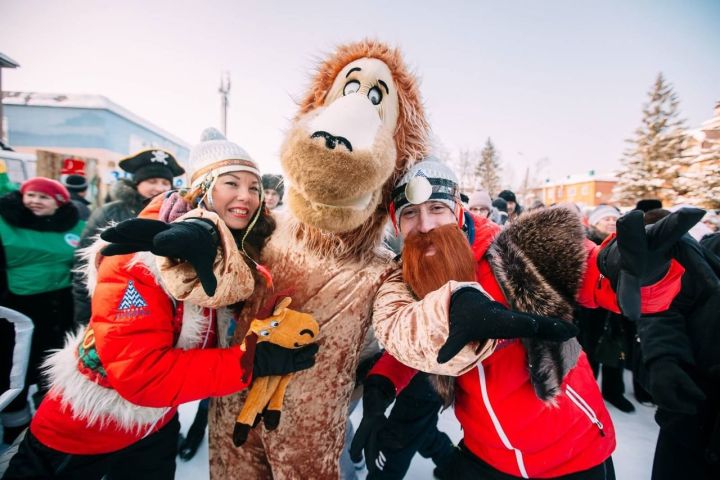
[210,172,261,231]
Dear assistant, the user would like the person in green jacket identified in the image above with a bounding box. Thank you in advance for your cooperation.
[0,177,85,445]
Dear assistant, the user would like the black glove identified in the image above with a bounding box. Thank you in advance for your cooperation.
[598,208,705,320]
[437,287,578,364]
[648,358,705,415]
[349,375,395,465]
[101,218,220,296]
[252,342,319,378]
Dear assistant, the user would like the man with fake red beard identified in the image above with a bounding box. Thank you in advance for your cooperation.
[362,155,705,479]
[353,156,619,480]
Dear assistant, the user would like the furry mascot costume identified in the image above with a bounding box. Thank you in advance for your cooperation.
[199,40,436,478]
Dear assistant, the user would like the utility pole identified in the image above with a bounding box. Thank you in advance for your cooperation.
[218,71,231,136]
[0,53,21,144]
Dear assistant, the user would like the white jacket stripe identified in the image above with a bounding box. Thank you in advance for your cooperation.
[477,364,529,479]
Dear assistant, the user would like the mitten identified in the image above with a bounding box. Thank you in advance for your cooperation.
[648,358,705,415]
[437,287,578,364]
[349,375,396,464]
[252,342,319,378]
[598,208,705,320]
[102,217,220,296]
[100,218,169,256]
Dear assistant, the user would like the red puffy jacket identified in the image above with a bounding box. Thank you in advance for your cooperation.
[371,213,683,477]
[30,200,253,454]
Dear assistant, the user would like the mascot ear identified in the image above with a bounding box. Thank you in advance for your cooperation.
[273,297,292,316]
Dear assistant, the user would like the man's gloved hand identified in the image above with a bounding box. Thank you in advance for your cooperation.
[101,218,220,296]
[349,375,396,466]
[598,208,705,320]
[648,358,706,415]
[437,287,578,364]
[252,342,319,378]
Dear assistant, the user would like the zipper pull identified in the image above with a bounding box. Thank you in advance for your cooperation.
[595,419,605,436]
[597,274,604,290]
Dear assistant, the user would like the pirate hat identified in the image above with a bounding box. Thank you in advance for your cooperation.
[119,149,185,184]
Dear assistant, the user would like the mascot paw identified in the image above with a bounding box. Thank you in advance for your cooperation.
[263,409,281,430]
[232,423,251,447]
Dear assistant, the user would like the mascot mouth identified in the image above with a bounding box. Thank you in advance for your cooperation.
[310,131,353,152]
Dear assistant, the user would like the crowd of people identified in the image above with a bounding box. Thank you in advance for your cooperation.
[1,142,717,479]
[0,42,718,480]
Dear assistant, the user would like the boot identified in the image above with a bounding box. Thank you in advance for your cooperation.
[601,365,635,413]
[603,393,636,413]
[178,405,209,461]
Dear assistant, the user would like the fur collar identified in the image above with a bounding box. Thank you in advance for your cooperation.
[0,190,80,232]
[433,208,587,406]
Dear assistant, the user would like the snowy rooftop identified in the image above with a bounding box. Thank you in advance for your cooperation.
[535,172,617,188]
[0,53,20,69]
[2,91,190,149]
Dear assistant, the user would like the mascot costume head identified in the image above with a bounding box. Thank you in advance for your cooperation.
[281,40,429,257]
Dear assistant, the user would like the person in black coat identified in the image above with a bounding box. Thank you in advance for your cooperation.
[575,205,637,413]
[637,210,720,480]
[71,149,184,325]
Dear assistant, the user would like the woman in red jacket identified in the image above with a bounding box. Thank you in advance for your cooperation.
[2,128,317,479]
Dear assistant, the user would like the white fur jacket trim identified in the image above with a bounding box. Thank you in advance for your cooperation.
[43,249,221,433]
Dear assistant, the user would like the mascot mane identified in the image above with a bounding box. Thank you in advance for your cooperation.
[293,39,430,262]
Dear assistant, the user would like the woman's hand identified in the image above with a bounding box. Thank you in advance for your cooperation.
[101,218,220,296]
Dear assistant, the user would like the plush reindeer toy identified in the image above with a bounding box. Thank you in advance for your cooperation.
[233,295,319,447]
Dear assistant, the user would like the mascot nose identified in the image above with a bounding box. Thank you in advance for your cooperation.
[308,93,381,152]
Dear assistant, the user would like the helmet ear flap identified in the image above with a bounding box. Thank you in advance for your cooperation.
[456,204,465,229]
[389,202,399,236]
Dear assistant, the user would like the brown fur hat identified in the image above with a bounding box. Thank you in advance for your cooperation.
[433,207,587,407]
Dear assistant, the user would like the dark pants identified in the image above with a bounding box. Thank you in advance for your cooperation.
[441,442,615,480]
[368,373,454,480]
[652,408,720,480]
[2,415,180,480]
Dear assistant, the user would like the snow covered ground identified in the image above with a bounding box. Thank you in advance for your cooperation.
[176,371,658,479]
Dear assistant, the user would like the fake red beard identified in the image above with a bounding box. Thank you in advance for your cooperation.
[402,223,477,299]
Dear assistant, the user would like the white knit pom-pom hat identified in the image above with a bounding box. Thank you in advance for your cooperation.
[189,127,260,188]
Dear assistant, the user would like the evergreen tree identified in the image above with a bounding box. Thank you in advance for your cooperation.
[455,148,481,192]
[613,73,687,205]
[476,137,502,196]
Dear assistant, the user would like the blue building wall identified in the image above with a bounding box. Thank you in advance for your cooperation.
[5,104,189,162]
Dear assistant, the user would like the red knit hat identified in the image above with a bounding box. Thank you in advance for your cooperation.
[20,177,71,205]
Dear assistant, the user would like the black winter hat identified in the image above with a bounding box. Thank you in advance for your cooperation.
[492,197,508,213]
[261,174,284,199]
[62,174,88,192]
[497,190,517,203]
[635,199,663,212]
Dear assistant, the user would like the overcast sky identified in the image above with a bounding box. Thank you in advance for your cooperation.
[1,0,718,186]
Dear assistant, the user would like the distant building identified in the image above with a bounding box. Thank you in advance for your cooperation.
[1,91,190,185]
[683,101,720,173]
[528,172,617,208]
